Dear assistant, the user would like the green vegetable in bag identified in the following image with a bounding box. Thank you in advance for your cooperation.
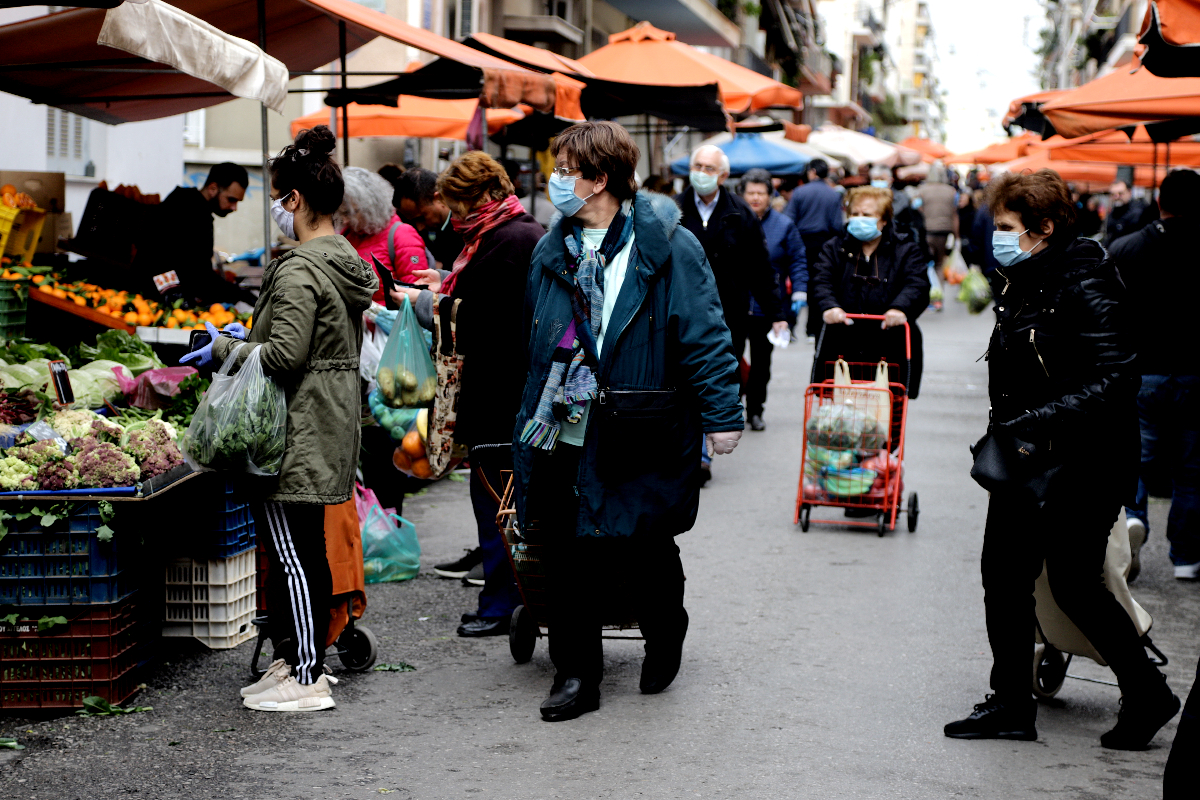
[375,297,437,410]
[958,266,993,315]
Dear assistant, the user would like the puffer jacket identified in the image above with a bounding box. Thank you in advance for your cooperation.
[513,191,743,538]
[344,214,428,304]
[213,235,379,504]
[985,236,1139,498]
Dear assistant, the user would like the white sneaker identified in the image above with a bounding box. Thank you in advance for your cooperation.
[1174,561,1200,580]
[1126,517,1147,583]
[241,659,290,698]
[243,673,338,712]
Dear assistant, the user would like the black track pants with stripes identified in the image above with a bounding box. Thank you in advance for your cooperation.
[253,502,332,685]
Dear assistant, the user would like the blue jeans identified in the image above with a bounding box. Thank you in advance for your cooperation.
[469,448,522,619]
[1125,374,1200,566]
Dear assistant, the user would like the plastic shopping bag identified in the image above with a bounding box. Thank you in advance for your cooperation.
[375,296,437,409]
[180,344,287,475]
[361,504,421,583]
[958,266,993,314]
[831,358,892,443]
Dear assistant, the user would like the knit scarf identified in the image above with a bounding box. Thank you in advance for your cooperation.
[439,194,525,295]
[519,207,636,451]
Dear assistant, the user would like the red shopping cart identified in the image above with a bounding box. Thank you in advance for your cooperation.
[794,314,919,536]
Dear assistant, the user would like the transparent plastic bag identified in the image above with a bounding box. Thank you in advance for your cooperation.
[180,344,287,475]
[958,266,993,314]
[375,296,437,409]
[361,505,421,583]
[805,401,886,451]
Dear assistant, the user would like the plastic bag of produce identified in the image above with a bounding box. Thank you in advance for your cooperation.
[361,505,421,583]
[374,296,436,409]
[805,401,886,451]
[822,467,876,497]
[180,344,287,476]
[958,266,993,314]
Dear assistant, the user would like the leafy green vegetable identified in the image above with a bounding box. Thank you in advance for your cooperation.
[373,662,416,672]
[76,330,164,377]
[180,350,284,475]
[0,738,25,750]
[37,615,67,632]
[75,696,152,716]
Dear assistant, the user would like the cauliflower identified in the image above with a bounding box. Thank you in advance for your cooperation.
[37,456,79,491]
[121,419,183,479]
[8,439,65,468]
[69,419,125,454]
[49,409,104,441]
[73,443,139,488]
[0,455,37,491]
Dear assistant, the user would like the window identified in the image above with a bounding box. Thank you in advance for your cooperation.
[182,110,206,148]
[547,0,572,22]
[459,0,472,37]
[45,108,90,176]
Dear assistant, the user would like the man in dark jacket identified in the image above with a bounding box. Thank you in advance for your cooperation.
[1103,179,1149,248]
[1109,168,1200,584]
[514,122,743,722]
[786,158,844,337]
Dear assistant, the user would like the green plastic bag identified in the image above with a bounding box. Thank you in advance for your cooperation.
[362,505,421,583]
[958,266,993,314]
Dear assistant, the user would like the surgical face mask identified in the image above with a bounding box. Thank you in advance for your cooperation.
[847,216,882,241]
[911,197,924,210]
[690,170,720,197]
[992,229,1040,266]
[870,180,890,189]
[271,192,296,240]
[440,209,452,230]
[548,173,592,217]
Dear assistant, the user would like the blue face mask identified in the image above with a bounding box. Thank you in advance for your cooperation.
[911,197,924,209]
[690,170,720,197]
[549,173,592,217]
[992,229,1041,266]
[870,180,890,189]
[847,216,882,241]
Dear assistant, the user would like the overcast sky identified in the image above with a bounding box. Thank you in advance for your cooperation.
[925,0,1046,151]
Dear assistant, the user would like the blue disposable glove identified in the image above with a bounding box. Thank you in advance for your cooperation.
[179,321,221,367]
[223,322,248,340]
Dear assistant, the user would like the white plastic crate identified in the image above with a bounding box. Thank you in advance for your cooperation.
[163,550,256,649]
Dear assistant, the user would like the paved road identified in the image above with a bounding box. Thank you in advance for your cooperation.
[4,299,1196,799]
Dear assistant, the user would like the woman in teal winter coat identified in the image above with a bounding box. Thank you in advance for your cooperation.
[512,122,743,722]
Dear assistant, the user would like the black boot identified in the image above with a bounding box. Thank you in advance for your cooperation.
[1101,673,1181,750]
[540,678,600,722]
[640,609,689,695]
[944,694,1037,741]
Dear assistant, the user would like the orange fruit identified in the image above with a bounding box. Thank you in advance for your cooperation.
[165,317,179,329]
[0,184,15,196]
[410,458,432,479]
[38,284,54,294]
[73,296,86,306]
[137,313,152,327]
[209,303,224,315]
[30,274,45,285]
[401,429,424,458]
[123,311,139,324]
[392,448,413,471]
[51,289,66,299]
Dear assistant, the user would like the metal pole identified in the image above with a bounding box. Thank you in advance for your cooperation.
[340,21,350,167]
[258,0,271,262]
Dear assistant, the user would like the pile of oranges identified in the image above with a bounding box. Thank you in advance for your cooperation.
[0,184,36,210]
[0,268,251,331]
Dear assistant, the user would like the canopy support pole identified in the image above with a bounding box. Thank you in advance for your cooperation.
[258,0,271,265]
[340,21,350,167]
[1153,142,1159,191]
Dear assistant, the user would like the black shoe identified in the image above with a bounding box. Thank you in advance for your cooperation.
[434,547,483,579]
[461,563,485,587]
[540,678,600,722]
[748,415,766,432]
[640,609,689,694]
[461,611,480,624]
[699,462,711,487]
[1101,675,1181,750]
[944,694,1037,741]
[456,616,509,637]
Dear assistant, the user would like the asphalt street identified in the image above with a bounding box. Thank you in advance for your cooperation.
[3,297,1197,799]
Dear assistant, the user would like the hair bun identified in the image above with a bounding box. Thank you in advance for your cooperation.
[294,125,337,158]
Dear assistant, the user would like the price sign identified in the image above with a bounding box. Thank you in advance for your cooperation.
[153,270,181,293]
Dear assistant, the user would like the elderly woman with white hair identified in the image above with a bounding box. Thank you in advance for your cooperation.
[915,161,958,308]
[339,166,429,303]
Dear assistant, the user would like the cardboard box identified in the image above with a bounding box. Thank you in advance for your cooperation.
[0,171,67,252]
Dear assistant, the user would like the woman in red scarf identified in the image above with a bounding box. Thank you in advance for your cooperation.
[393,151,545,638]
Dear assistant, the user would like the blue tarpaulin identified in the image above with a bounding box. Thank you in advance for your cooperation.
[671,132,812,177]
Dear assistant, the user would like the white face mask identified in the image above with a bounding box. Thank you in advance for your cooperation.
[271,191,297,240]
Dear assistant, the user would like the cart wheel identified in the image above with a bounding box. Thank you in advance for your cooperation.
[509,605,537,664]
[337,624,379,672]
[799,504,811,532]
[907,492,919,533]
[877,513,887,537]
[1032,643,1071,699]
[248,616,271,679]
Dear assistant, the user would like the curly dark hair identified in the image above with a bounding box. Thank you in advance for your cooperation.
[986,169,1077,243]
[269,125,343,228]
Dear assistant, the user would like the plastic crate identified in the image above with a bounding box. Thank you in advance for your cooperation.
[163,550,256,649]
[0,284,25,313]
[0,206,47,265]
[0,595,144,710]
[0,503,131,606]
[190,482,256,559]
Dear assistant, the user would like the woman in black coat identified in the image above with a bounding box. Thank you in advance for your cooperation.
[809,186,929,397]
[944,169,1178,748]
[396,152,544,639]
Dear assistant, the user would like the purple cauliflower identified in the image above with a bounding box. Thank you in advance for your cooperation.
[37,456,79,491]
[9,439,65,468]
[73,443,139,488]
[122,419,183,479]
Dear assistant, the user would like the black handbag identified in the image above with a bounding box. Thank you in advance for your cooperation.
[969,430,1063,502]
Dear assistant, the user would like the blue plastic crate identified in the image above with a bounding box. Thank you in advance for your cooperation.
[213,506,248,532]
[194,521,256,560]
[0,503,131,606]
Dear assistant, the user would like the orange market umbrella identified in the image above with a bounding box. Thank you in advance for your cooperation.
[1139,0,1200,77]
[947,133,1041,165]
[289,98,525,140]
[996,150,1168,188]
[577,22,802,114]
[1041,66,1200,138]
[898,137,952,163]
[1044,124,1200,166]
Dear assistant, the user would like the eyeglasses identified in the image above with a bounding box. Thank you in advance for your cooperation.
[692,164,722,175]
[551,165,581,178]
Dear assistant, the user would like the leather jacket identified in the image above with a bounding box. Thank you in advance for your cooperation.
[985,236,1139,496]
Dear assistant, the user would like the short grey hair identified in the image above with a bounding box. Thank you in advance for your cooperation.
[690,144,730,175]
[926,161,949,185]
[338,166,395,236]
[739,168,773,194]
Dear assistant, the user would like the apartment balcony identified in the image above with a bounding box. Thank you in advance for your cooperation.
[503,14,584,45]
[601,0,741,47]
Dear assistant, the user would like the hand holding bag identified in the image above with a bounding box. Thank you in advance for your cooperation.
[969,426,1062,502]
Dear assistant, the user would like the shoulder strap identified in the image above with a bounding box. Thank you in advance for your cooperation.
[386,221,402,268]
